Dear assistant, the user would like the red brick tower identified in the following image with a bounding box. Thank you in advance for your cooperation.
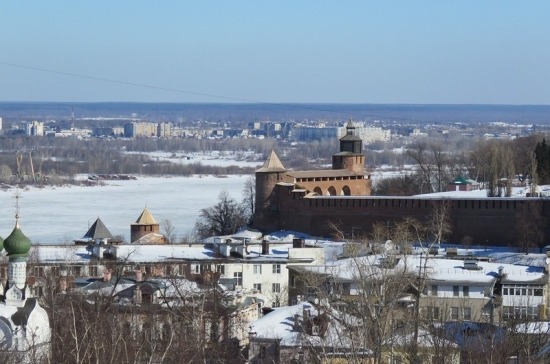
[332,120,366,174]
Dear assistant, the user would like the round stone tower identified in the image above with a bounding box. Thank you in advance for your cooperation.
[332,120,365,174]
[254,150,287,228]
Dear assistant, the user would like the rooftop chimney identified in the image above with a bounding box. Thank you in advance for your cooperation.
[262,240,270,255]
[293,238,305,248]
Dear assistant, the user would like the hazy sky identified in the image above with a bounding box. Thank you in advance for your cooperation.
[1,1,549,104]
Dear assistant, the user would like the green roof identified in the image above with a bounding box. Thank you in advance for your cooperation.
[451,176,471,185]
[4,223,31,258]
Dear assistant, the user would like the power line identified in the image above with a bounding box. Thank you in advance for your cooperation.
[0,60,352,116]
[0,60,261,103]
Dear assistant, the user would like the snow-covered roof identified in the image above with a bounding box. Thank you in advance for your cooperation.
[250,302,368,350]
[296,255,546,285]
[32,243,293,264]
[513,321,550,335]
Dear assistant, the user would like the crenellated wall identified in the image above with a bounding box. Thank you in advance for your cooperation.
[254,184,550,246]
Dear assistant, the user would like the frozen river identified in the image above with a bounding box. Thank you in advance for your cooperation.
[0,175,251,244]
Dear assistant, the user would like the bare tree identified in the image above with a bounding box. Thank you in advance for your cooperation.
[242,176,255,225]
[160,219,177,244]
[194,190,248,239]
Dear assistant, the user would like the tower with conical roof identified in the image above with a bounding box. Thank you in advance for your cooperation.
[75,217,116,245]
[130,207,165,244]
[254,150,287,225]
[332,120,365,174]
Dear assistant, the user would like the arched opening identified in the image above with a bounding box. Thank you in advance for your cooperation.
[342,186,351,196]
[328,186,337,196]
[313,187,322,195]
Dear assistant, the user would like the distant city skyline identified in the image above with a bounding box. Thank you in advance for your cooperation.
[0,1,549,105]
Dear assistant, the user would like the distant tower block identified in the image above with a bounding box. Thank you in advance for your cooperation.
[332,120,365,174]
[130,207,165,244]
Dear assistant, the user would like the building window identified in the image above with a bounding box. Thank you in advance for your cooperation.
[89,266,98,277]
[272,264,281,274]
[35,286,44,297]
[534,288,544,296]
[73,266,82,277]
[463,307,472,321]
[453,286,459,297]
[253,283,262,293]
[463,286,469,297]
[425,307,440,320]
[451,307,459,320]
[272,283,281,294]
[503,288,508,295]
[34,266,45,278]
[253,265,262,274]
[431,285,438,296]
[216,265,225,275]
[51,266,59,277]
[233,272,243,287]
[290,275,296,288]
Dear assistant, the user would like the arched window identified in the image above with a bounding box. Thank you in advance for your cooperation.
[313,187,322,195]
[342,186,351,196]
[328,186,337,196]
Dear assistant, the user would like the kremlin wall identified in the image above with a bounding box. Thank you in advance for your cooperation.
[254,122,550,247]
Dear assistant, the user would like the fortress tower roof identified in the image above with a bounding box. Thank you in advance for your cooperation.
[134,207,158,225]
[82,217,115,241]
[256,150,286,173]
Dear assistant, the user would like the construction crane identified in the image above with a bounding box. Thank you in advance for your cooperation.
[16,153,23,179]
[29,150,36,182]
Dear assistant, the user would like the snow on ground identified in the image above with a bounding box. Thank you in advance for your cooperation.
[414,185,550,198]
[124,150,263,168]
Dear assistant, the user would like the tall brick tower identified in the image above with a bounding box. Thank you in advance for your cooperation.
[332,120,365,174]
[254,150,286,229]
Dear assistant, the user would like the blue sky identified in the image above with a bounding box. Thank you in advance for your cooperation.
[0,1,549,104]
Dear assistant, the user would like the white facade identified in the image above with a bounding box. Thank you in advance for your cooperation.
[426,283,490,299]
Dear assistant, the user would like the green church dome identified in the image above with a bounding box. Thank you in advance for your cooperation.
[4,223,31,259]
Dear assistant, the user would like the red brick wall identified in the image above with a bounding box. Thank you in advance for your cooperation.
[254,185,550,247]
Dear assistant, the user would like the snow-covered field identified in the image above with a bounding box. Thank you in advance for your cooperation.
[124,150,263,168]
[0,175,250,244]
